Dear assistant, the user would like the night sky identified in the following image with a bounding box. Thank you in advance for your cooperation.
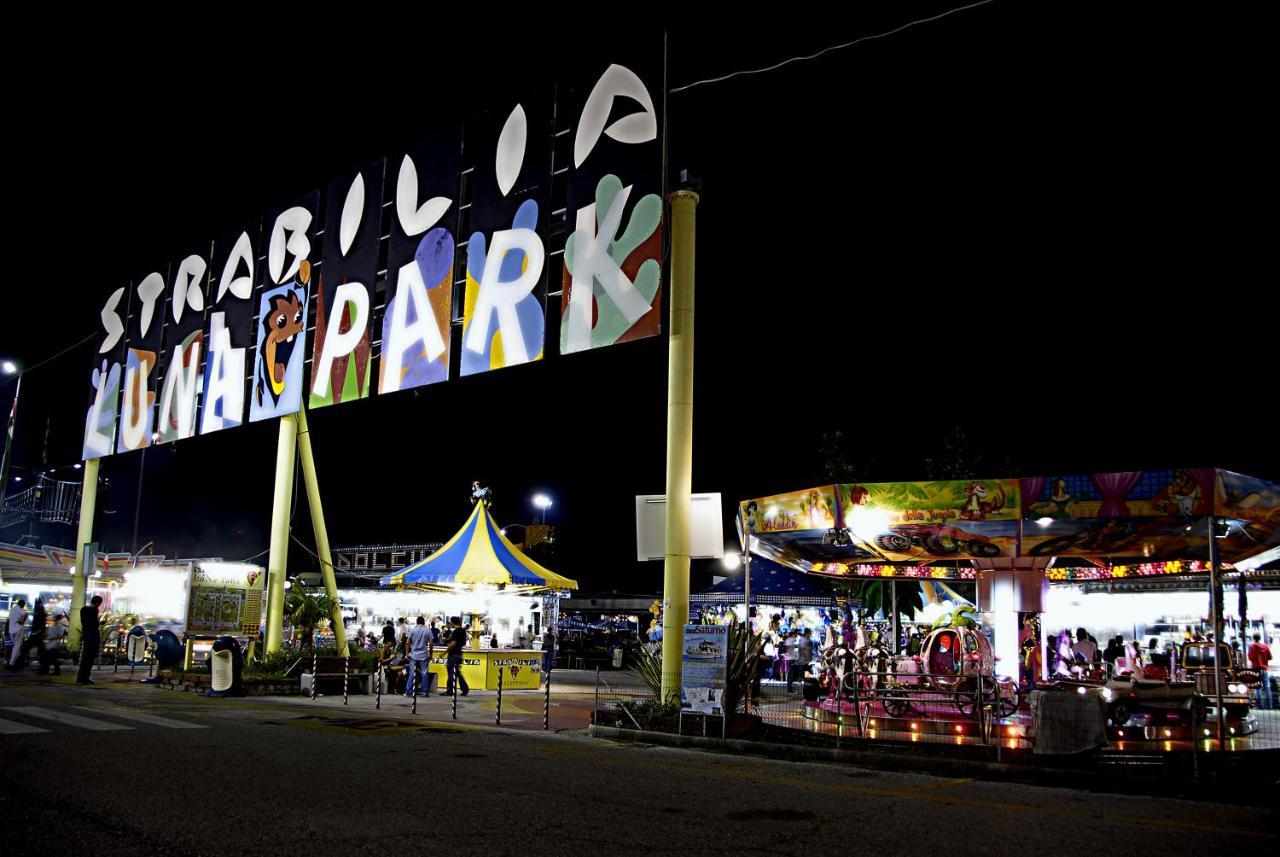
[2,5,1273,593]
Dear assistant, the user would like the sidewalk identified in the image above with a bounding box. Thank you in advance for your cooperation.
[260,670,605,731]
[1,663,614,731]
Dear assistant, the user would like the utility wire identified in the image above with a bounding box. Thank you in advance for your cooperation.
[669,1,997,94]
[0,331,97,387]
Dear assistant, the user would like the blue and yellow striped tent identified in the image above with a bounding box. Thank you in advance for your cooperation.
[379,503,578,591]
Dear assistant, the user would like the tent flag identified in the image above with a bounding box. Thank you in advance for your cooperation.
[381,503,577,590]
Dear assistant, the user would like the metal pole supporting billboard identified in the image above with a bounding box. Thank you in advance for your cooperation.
[265,415,299,653]
[659,189,699,703]
[296,405,347,657]
[68,457,100,651]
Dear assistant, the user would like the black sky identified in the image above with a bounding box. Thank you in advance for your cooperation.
[1,4,1274,592]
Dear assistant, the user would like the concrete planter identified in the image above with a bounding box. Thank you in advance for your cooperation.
[155,670,302,696]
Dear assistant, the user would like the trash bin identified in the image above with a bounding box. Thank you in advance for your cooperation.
[611,646,624,669]
[206,636,244,697]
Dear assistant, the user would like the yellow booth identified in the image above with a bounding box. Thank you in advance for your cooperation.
[380,499,577,692]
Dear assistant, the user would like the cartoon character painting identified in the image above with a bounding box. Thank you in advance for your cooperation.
[1152,470,1207,517]
[256,289,305,408]
[960,481,1005,521]
[249,260,310,421]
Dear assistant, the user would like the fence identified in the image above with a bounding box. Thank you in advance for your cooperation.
[587,662,1280,771]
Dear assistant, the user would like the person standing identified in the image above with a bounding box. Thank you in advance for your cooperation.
[445,616,469,696]
[40,613,68,676]
[381,619,396,646]
[6,598,29,670]
[20,598,48,669]
[77,595,103,684]
[1247,633,1273,710]
[395,617,409,654]
[405,616,433,697]
[541,627,555,683]
[788,629,814,693]
[1073,627,1099,667]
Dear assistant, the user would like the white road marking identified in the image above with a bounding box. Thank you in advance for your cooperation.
[73,706,206,729]
[2,706,132,731]
[0,716,50,735]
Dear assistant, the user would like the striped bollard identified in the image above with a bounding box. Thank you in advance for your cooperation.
[343,655,350,705]
[496,668,503,726]
[311,649,318,700]
[375,655,383,711]
[411,661,420,715]
[452,679,458,721]
[543,670,551,731]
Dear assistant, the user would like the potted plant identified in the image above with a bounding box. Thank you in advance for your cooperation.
[283,585,339,653]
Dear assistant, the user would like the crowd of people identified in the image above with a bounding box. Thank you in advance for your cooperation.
[3,594,107,683]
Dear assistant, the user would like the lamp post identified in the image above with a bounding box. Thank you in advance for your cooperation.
[1,359,22,512]
[532,493,553,525]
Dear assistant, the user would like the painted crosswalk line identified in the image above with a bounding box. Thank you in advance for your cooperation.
[1,706,132,731]
[73,706,206,729]
[0,716,51,735]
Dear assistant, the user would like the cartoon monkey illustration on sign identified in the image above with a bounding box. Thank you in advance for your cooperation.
[255,262,309,408]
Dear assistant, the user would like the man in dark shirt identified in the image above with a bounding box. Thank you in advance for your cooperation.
[381,620,396,646]
[77,595,104,685]
[444,616,469,696]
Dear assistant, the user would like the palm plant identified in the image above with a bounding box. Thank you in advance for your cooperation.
[724,619,765,714]
[633,619,764,714]
[283,586,338,652]
[838,579,924,623]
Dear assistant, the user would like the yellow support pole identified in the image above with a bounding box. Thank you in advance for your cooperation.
[295,405,347,657]
[68,457,100,651]
[264,414,298,653]
[660,189,699,703]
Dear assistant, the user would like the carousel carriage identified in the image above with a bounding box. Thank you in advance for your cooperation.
[879,626,1021,718]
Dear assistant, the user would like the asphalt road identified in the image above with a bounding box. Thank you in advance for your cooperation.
[1,673,1275,856]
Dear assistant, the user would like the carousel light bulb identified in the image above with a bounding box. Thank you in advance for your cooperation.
[722,552,741,571]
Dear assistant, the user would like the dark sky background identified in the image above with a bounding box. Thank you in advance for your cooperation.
[1,4,1273,593]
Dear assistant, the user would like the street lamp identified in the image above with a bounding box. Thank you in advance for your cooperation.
[1,357,24,510]
[532,493,553,524]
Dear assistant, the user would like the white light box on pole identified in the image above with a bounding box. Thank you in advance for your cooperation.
[635,494,724,561]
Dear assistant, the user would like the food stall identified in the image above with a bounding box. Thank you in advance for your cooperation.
[378,499,577,690]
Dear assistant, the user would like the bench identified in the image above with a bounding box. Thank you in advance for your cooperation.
[298,656,373,696]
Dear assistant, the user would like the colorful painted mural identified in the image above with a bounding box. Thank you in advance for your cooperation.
[741,487,838,535]
[116,271,167,453]
[200,223,259,435]
[82,286,127,459]
[156,250,209,444]
[310,162,384,408]
[249,195,317,423]
[742,470,1280,570]
[379,129,461,395]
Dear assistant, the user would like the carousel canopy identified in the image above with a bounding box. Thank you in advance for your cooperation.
[695,556,836,607]
[739,469,1280,575]
[380,503,577,591]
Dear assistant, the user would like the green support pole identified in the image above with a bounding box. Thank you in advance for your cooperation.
[68,457,100,651]
[660,189,699,703]
[295,405,347,657]
[264,415,298,653]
